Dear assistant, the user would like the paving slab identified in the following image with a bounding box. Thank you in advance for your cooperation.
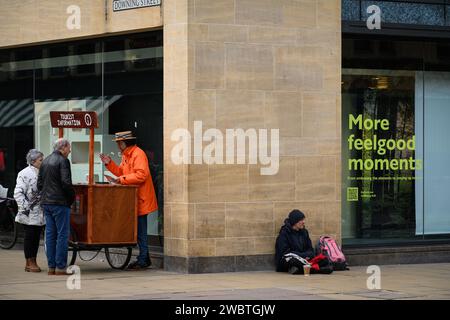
[1,248,449,300]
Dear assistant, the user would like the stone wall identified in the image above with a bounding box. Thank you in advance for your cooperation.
[0,0,162,48]
[164,0,342,273]
[0,0,341,273]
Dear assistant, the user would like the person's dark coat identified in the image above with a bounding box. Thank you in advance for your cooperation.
[37,150,75,207]
[275,219,315,272]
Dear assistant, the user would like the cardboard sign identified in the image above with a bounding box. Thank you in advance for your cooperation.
[50,111,98,128]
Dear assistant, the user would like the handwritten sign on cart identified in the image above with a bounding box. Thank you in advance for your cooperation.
[50,111,98,128]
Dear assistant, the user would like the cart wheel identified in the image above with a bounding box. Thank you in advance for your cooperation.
[68,226,78,266]
[105,247,132,270]
[78,249,101,262]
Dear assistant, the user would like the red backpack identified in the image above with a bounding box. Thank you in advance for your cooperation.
[316,236,348,271]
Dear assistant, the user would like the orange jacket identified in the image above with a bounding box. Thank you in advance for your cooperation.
[106,145,158,216]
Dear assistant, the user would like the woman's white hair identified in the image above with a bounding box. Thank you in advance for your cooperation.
[26,149,44,165]
[53,138,70,151]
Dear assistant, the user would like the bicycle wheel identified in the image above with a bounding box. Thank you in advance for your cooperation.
[0,209,17,249]
[105,247,132,269]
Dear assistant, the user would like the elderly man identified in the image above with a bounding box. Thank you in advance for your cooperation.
[38,138,75,275]
[99,131,158,270]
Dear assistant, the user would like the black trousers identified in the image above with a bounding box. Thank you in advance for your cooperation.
[278,255,307,273]
[23,225,43,259]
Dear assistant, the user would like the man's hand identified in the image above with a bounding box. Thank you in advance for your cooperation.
[99,153,111,165]
[104,174,119,184]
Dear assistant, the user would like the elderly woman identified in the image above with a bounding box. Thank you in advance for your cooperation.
[14,149,45,272]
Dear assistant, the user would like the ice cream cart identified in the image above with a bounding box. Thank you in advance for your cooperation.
[50,111,138,269]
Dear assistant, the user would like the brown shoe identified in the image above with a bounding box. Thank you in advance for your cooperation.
[48,268,55,275]
[55,269,68,275]
[126,260,150,271]
[28,258,41,273]
[25,258,31,272]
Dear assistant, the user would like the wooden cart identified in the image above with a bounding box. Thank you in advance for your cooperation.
[50,111,138,269]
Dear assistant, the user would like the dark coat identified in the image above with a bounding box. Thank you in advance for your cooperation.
[38,150,75,207]
[275,219,315,272]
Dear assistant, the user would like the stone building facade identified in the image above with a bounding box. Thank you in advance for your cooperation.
[0,0,341,273]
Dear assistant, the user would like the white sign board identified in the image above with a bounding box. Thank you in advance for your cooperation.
[113,0,161,12]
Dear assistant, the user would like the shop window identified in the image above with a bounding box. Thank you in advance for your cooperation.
[343,37,450,245]
[342,70,416,242]
[0,31,164,240]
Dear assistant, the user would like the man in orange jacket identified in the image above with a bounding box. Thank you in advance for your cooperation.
[99,131,158,270]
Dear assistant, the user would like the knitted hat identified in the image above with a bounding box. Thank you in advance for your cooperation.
[288,209,305,225]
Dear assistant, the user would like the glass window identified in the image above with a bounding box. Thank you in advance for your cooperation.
[342,70,417,243]
[0,31,164,241]
[34,39,103,184]
[342,37,450,245]
[0,48,34,197]
[103,33,163,238]
[415,72,450,236]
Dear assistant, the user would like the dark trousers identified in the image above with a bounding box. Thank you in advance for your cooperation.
[43,205,70,270]
[23,225,43,259]
[137,214,149,265]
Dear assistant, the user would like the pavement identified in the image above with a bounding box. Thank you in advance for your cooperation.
[1,246,450,300]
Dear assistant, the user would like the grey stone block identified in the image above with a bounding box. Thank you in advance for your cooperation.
[164,254,275,273]
[345,245,450,266]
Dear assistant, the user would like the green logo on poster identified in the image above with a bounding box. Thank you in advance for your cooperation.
[347,187,358,202]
